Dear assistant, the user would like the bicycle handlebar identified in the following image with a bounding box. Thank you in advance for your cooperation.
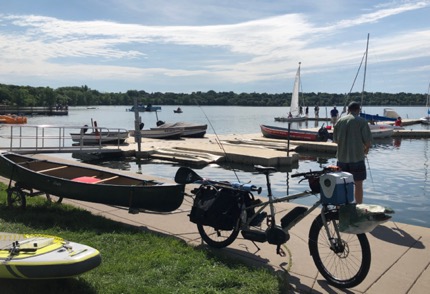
[291,166,340,178]
[291,170,325,178]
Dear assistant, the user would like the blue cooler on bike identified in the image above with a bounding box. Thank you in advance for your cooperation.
[319,172,354,205]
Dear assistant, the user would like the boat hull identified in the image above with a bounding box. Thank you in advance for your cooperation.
[369,124,395,138]
[154,122,207,138]
[70,131,129,144]
[131,128,184,139]
[0,152,185,213]
[0,115,27,124]
[0,233,101,279]
[260,124,329,141]
[360,112,396,122]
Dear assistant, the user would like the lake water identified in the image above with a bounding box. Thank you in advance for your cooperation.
[1,105,429,228]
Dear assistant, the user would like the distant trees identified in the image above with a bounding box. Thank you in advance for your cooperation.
[0,83,427,107]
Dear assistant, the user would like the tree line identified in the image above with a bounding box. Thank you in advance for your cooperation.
[0,83,427,108]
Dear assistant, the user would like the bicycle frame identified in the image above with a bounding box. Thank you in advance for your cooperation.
[241,189,321,232]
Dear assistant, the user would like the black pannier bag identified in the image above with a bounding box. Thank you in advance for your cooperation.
[189,185,242,230]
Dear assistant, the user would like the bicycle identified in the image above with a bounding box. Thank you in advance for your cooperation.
[175,165,371,289]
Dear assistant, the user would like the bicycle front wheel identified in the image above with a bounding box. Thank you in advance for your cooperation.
[308,211,371,289]
[197,220,240,249]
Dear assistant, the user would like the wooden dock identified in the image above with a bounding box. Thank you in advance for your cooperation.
[0,106,68,116]
[113,126,429,167]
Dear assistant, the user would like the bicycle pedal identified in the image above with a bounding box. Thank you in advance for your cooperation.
[250,212,267,226]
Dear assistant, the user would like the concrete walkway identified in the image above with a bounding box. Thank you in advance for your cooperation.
[62,191,430,294]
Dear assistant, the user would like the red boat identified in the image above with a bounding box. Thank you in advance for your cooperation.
[260,124,331,141]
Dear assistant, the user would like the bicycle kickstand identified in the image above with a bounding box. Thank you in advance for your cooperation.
[251,240,261,253]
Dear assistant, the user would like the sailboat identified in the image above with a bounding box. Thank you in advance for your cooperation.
[275,62,306,122]
[420,83,430,125]
[356,34,394,139]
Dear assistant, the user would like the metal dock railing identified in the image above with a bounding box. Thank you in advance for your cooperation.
[0,124,129,154]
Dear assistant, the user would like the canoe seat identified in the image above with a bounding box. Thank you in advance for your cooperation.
[94,176,119,184]
[37,166,68,173]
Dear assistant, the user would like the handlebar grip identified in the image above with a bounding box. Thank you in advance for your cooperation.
[291,172,310,178]
[231,182,262,194]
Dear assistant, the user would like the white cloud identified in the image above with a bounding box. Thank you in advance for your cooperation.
[0,0,429,93]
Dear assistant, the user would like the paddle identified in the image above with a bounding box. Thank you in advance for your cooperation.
[174,167,203,184]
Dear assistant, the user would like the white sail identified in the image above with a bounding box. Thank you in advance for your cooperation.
[290,62,301,117]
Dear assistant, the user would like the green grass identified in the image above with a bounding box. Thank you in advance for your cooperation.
[0,183,285,293]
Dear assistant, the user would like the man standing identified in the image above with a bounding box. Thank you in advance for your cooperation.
[314,105,319,118]
[330,106,339,125]
[333,102,372,204]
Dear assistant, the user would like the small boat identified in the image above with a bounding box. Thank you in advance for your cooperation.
[274,116,306,122]
[173,107,183,113]
[0,114,27,124]
[369,124,395,138]
[153,121,207,138]
[260,124,331,141]
[70,121,129,144]
[0,152,185,213]
[0,232,101,279]
[130,128,184,140]
[127,104,161,112]
[70,130,129,144]
[274,62,306,122]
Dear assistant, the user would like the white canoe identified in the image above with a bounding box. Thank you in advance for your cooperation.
[0,232,101,279]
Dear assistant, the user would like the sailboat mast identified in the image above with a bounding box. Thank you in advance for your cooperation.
[361,33,370,107]
[427,82,430,114]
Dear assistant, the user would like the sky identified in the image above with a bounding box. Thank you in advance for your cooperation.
[0,0,429,95]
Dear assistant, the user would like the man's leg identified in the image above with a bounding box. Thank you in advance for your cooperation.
[354,180,363,204]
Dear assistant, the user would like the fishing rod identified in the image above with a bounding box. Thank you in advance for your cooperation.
[365,155,374,185]
[195,100,241,182]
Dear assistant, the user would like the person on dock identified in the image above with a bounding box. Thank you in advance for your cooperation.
[333,101,372,204]
[394,117,403,127]
[314,105,319,118]
[330,106,339,125]
[305,106,309,117]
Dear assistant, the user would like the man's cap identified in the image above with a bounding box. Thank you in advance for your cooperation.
[348,101,361,111]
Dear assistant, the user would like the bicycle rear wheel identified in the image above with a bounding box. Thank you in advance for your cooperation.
[308,210,371,289]
[197,220,240,248]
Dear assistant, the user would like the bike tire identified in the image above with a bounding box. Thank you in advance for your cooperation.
[197,220,240,249]
[308,211,371,289]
